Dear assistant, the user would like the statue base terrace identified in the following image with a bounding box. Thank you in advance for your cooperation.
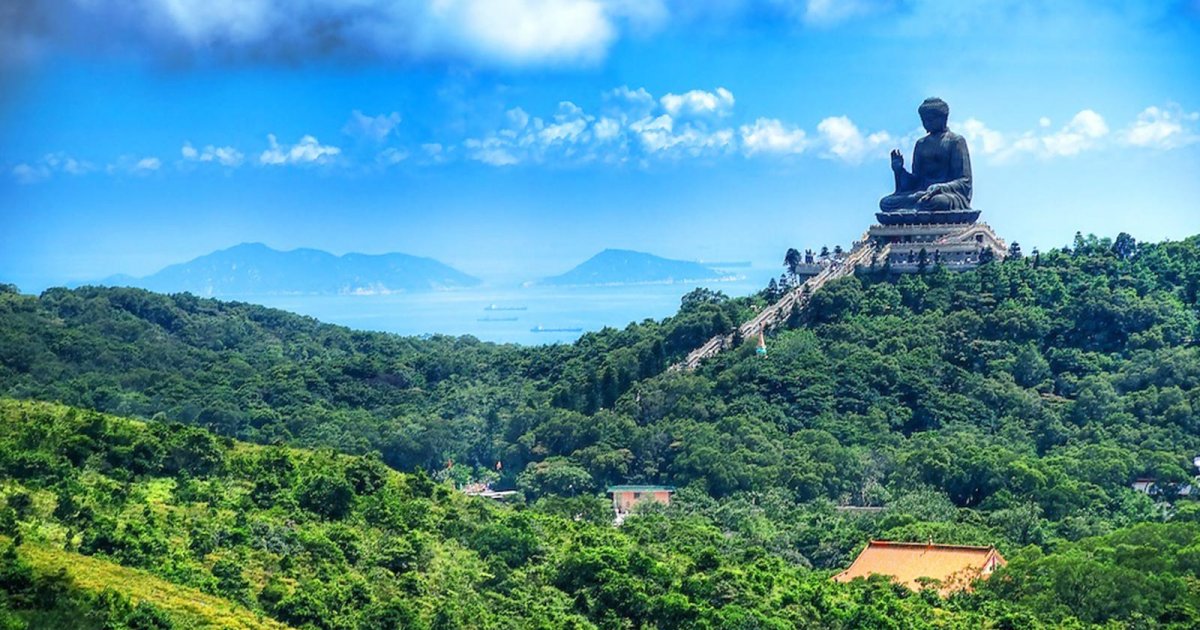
[865,218,1006,273]
[875,208,981,226]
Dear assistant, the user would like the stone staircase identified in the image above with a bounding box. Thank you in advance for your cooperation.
[672,232,877,371]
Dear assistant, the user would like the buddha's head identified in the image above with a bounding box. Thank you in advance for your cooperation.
[918,98,950,134]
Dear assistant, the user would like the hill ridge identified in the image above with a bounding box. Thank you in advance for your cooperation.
[89,242,480,296]
[539,248,730,286]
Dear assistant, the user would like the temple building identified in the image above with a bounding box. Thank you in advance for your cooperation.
[866,221,1007,272]
[834,540,1006,594]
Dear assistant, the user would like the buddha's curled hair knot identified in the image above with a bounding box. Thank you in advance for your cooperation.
[918,97,950,119]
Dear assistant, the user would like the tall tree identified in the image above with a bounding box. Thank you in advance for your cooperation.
[784,248,802,281]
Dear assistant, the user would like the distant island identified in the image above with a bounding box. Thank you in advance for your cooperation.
[536,249,735,287]
[90,242,480,296]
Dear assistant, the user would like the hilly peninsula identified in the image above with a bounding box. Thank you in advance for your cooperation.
[539,249,729,286]
[94,242,479,296]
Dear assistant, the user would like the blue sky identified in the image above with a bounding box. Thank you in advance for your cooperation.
[2,0,1199,290]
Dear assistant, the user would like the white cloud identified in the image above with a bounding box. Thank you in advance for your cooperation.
[957,110,1118,162]
[794,0,893,26]
[660,87,734,118]
[740,118,808,155]
[629,114,675,152]
[593,117,621,141]
[260,134,341,165]
[105,155,162,176]
[5,0,658,69]
[464,137,520,166]
[1040,109,1108,156]
[464,101,596,165]
[426,0,616,65]
[181,142,244,166]
[816,116,892,163]
[538,102,592,144]
[10,152,94,183]
[343,110,402,141]
[674,126,734,156]
[12,163,50,184]
[604,85,656,120]
[458,88,741,166]
[1121,105,1200,149]
[959,118,1007,156]
[629,114,733,156]
[43,152,94,175]
[507,107,531,130]
[377,147,409,165]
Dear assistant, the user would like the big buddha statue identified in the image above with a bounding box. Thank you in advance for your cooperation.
[877,97,980,225]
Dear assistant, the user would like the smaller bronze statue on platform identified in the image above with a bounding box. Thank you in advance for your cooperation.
[877,97,979,225]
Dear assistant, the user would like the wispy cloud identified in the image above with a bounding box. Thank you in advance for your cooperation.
[1121,104,1200,149]
[816,116,894,164]
[181,142,244,167]
[104,154,162,176]
[343,111,402,142]
[660,88,734,118]
[376,147,409,166]
[12,163,50,185]
[11,98,1198,182]
[460,87,739,166]
[740,118,809,155]
[788,0,896,26]
[952,107,1193,162]
[10,152,95,184]
[259,135,341,165]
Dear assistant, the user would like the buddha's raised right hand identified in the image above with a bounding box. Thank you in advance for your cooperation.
[890,149,904,171]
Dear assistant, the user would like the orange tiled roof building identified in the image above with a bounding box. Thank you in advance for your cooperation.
[833,540,1005,594]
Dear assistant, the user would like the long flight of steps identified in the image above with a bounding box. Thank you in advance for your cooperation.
[672,233,877,371]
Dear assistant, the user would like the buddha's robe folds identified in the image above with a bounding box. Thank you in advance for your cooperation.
[880,131,972,212]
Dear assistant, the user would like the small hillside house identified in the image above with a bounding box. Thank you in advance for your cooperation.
[607,485,674,522]
[834,540,1006,594]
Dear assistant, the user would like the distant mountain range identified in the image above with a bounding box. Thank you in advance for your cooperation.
[538,249,732,286]
[91,243,479,296]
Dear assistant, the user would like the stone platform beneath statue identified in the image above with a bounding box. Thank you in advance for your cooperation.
[864,219,1007,272]
[875,208,981,226]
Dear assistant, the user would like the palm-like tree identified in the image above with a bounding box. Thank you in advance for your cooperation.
[784,248,802,282]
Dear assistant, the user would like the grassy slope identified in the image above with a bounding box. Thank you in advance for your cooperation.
[12,540,291,630]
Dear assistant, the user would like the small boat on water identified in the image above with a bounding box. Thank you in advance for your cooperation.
[484,304,528,311]
[478,316,518,322]
[530,325,583,333]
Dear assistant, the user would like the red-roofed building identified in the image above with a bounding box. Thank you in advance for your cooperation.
[834,540,1005,594]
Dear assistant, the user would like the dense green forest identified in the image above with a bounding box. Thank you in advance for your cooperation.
[1,231,1200,627]
[2,399,1199,628]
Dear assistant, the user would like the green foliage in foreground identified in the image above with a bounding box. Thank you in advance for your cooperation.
[1,399,1199,629]
[2,232,1200,626]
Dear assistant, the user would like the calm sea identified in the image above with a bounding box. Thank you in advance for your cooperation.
[247,269,778,345]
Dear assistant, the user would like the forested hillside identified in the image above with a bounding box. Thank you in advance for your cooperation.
[2,232,1200,627]
[2,399,1199,629]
